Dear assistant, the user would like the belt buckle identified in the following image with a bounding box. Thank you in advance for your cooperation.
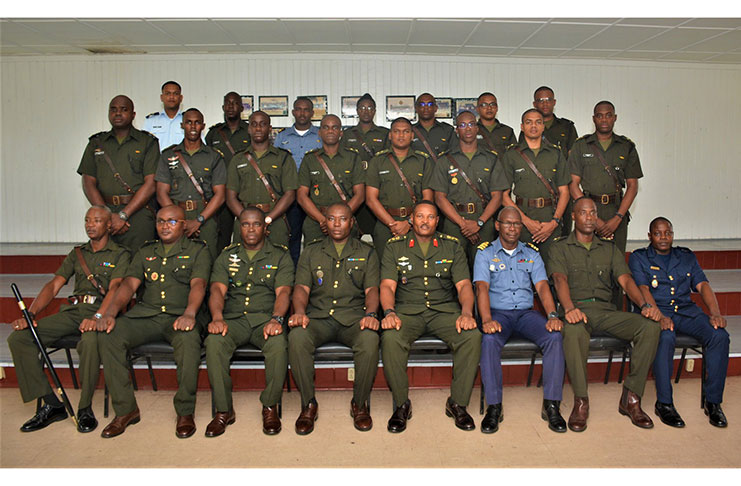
[83,295,97,304]
[68,296,79,305]
[535,197,545,209]
[600,194,610,205]
[466,202,476,214]
[112,195,121,205]
[398,207,408,218]
[185,200,196,211]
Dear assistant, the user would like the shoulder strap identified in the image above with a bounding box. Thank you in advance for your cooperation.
[386,153,417,204]
[588,144,622,193]
[244,151,279,203]
[314,153,348,202]
[513,147,558,201]
[217,127,236,156]
[477,126,496,152]
[93,139,136,196]
[173,149,207,204]
[352,127,376,159]
[411,125,439,163]
[75,246,106,296]
[443,153,488,205]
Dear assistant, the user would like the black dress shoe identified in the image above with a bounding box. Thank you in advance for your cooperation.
[704,401,728,428]
[20,404,67,432]
[655,402,685,428]
[445,397,475,431]
[387,399,412,433]
[542,399,567,433]
[76,406,98,433]
[481,404,503,434]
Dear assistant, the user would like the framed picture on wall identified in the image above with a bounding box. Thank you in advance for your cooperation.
[259,96,289,117]
[436,97,453,118]
[454,98,478,117]
[304,95,328,121]
[386,95,416,122]
[341,96,360,118]
[270,127,286,143]
[240,95,254,120]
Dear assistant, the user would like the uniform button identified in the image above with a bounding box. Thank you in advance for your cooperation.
[336,262,340,268]
[162,258,167,265]
[332,300,337,304]
[161,306,166,312]
[329,309,335,315]
[426,302,430,307]
[424,292,429,296]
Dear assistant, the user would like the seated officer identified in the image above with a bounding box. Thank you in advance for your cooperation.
[629,217,729,428]
[7,206,130,433]
[473,206,566,434]
[380,201,481,433]
[548,197,661,432]
[96,205,211,439]
[288,203,380,434]
[205,207,293,436]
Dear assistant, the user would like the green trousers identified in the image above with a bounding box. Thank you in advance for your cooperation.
[109,205,155,252]
[288,317,379,407]
[381,309,482,407]
[205,317,287,411]
[98,313,203,417]
[7,307,100,409]
[562,301,660,398]
[595,202,629,309]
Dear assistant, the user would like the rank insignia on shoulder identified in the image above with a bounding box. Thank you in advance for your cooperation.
[276,244,289,251]
[387,235,404,243]
[477,241,491,251]
[146,112,159,118]
[376,149,390,155]
[414,150,430,158]
[440,234,459,242]
[526,242,540,251]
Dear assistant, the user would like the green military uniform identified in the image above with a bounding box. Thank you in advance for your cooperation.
[365,149,433,259]
[156,142,227,260]
[411,119,459,159]
[477,119,516,155]
[8,240,130,409]
[99,236,212,417]
[546,233,660,398]
[298,147,364,243]
[491,139,570,261]
[289,237,380,406]
[380,233,482,407]
[429,145,499,265]
[77,128,160,251]
[340,124,390,235]
[226,145,298,248]
[205,241,293,411]
[205,121,252,253]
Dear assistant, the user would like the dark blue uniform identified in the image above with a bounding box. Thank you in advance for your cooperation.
[629,245,729,404]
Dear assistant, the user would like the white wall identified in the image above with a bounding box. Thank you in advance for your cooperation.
[1,53,740,243]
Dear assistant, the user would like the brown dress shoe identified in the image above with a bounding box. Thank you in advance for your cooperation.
[101,407,140,438]
[176,414,197,438]
[262,405,282,435]
[568,397,589,432]
[205,409,236,438]
[295,399,318,435]
[618,388,653,429]
[350,400,373,432]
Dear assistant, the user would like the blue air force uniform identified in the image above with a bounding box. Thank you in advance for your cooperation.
[143,109,184,151]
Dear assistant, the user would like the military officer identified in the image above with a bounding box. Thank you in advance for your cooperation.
[365,117,434,259]
[548,197,662,432]
[476,92,517,155]
[96,205,212,439]
[7,206,130,434]
[473,207,566,434]
[143,81,185,151]
[298,114,365,243]
[380,201,481,433]
[431,110,502,265]
[156,108,226,260]
[340,93,389,236]
[205,91,252,255]
[629,217,730,428]
[78,95,159,252]
[411,93,458,163]
[226,110,298,249]
[492,109,569,261]
[204,207,293,437]
[288,203,380,434]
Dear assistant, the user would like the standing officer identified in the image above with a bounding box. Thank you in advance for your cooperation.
[226,111,298,250]
[492,109,569,261]
[473,207,566,434]
[205,92,252,255]
[380,201,481,433]
[476,92,517,155]
[629,217,729,428]
[7,206,130,434]
[274,97,323,265]
[288,203,380,434]
[156,108,226,260]
[204,207,293,437]
[548,197,661,432]
[366,117,434,259]
[143,81,185,151]
[298,114,365,243]
[78,95,159,252]
[96,205,211,439]
[340,93,389,237]
[411,93,458,163]
[431,110,502,265]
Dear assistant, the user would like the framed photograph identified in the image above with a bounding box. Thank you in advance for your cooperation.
[270,127,286,143]
[305,95,328,121]
[341,96,360,118]
[259,96,289,117]
[454,98,478,117]
[386,95,416,122]
[436,97,453,119]
[240,95,254,120]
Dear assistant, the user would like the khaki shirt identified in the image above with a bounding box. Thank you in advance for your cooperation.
[226,145,298,206]
[298,147,364,207]
[295,237,379,326]
[429,145,498,212]
[411,120,459,158]
[340,125,389,168]
[477,119,516,155]
[205,121,251,168]
[155,142,226,202]
[568,133,643,196]
[366,149,432,209]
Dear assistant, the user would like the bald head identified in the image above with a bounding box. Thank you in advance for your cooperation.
[573,196,596,213]
[110,95,133,111]
[498,206,521,222]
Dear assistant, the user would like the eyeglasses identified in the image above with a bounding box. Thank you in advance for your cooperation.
[478,102,497,108]
[497,221,523,228]
[156,218,184,227]
[357,106,375,112]
[417,101,436,107]
[457,122,476,129]
[535,97,555,103]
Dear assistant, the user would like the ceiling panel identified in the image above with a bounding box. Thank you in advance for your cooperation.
[706,51,741,63]
[282,20,349,44]
[209,19,289,44]
[1,20,54,46]
[11,19,116,45]
[617,18,692,27]
[630,28,723,51]
[351,44,408,53]
[407,20,478,45]
[555,19,619,25]
[612,50,671,60]
[148,20,233,45]
[81,20,177,45]
[522,23,606,48]
[406,45,461,54]
[681,19,741,29]
[348,20,411,44]
[459,46,514,56]
[579,25,668,50]
[660,51,717,62]
[466,21,543,47]
[565,49,622,59]
[511,47,569,57]
[682,30,741,52]
[298,44,351,53]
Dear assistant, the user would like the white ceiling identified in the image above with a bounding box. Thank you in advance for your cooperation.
[2,18,741,64]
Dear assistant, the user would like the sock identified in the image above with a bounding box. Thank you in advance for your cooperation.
[43,393,62,408]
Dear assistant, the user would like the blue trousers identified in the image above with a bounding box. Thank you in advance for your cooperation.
[654,313,729,404]
[480,309,564,405]
[287,202,305,267]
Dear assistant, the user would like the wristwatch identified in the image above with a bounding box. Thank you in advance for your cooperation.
[271,315,285,325]
[552,217,561,225]
[196,214,205,224]
[265,216,273,225]
[365,312,379,320]
[118,211,129,222]
[641,302,653,310]
[547,311,559,320]
[476,219,485,227]
[383,308,396,317]
[615,212,625,219]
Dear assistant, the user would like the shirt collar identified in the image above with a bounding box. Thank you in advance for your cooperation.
[492,238,525,256]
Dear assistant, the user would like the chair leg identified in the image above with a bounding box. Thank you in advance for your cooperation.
[278,399,282,419]
[285,368,292,393]
[128,357,138,391]
[675,348,688,384]
[700,346,707,409]
[64,348,79,389]
[480,380,485,415]
[526,353,536,387]
[104,385,109,418]
[146,356,157,391]
[604,351,614,384]
[537,370,544,388]
[618,348,628,384]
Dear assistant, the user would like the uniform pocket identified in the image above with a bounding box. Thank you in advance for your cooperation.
[172,264,193,284]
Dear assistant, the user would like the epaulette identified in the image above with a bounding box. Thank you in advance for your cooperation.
[477,241,491,251]
[439,233,459,242]
[189,238,207,247]
[552,236,565,243]
[676,246,692,254]
[559,116,575,125]
[488,149,499,156]
[163,143,179,152]
[575,134,589,142]
[213,148,225,158]
[209,122,222,130]
[375,148,391,155]
[141,239,158,247]
[141,129,157,140]
[526,242,540,252]
[343,146,359,153]
[146,112,159,118]
[305,238,323,246]
[305,147,321,155]
[223,242,241,251]
[504,142,518,151]
[275,243,289,251]
[542,138,560,150]
[275,145,291,154]
[615,134,635,145]
[414,150,430,158]
[89,131,106,140]
[437,149,450,158]
[387,234,406,244]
